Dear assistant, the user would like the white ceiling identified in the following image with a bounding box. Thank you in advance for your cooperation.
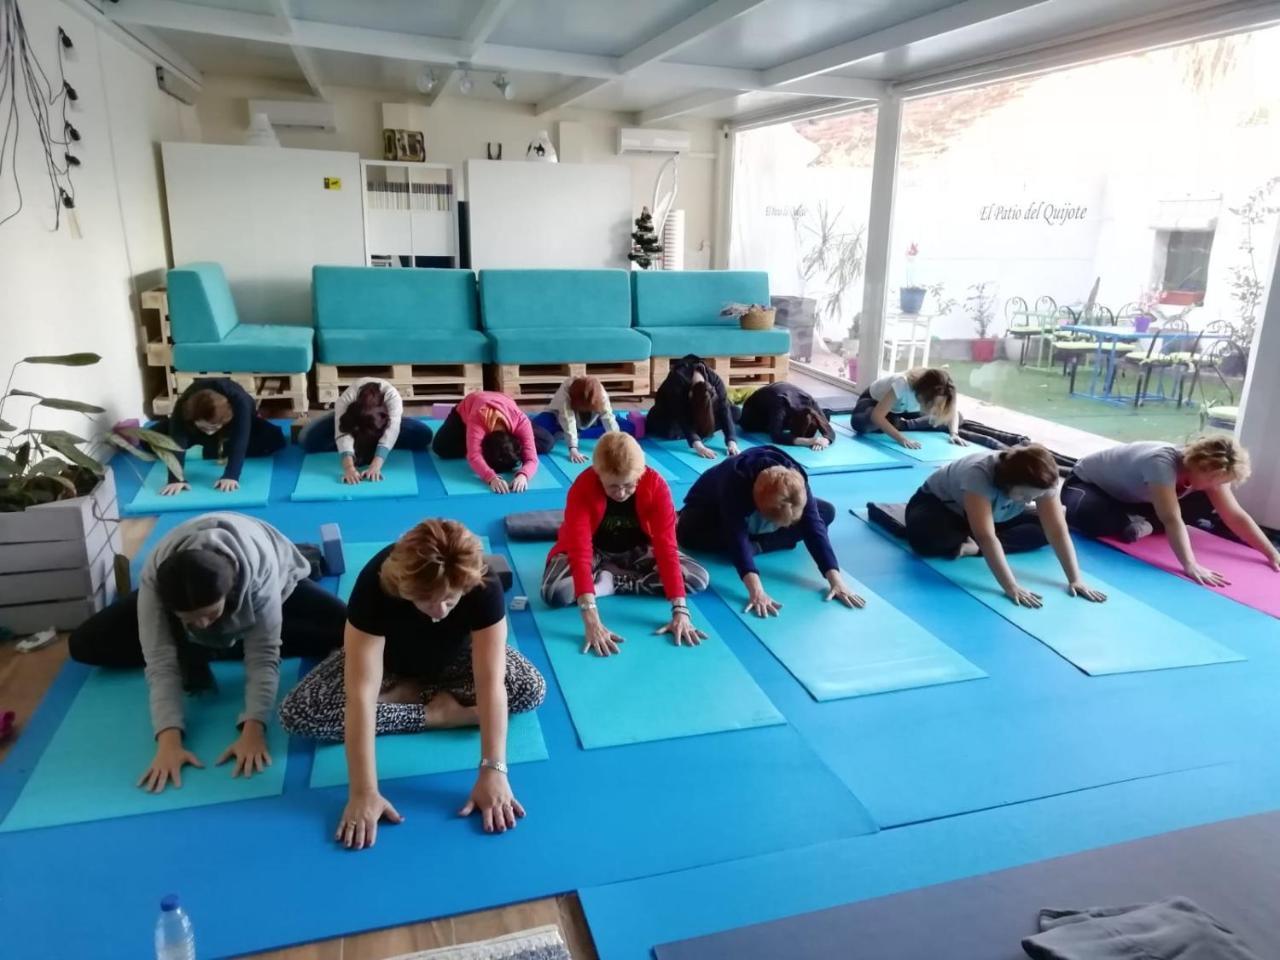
[108,0,1278,123]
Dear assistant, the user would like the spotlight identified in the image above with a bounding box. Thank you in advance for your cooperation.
[493,73,513,100]
[415,68,436,94]
[458,65,473,95]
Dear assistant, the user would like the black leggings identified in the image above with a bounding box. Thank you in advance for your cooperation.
[1060,475,1215,539]
[68,579,347,668]
[849,391,948,435]
[904,486,1046,558]
[430,408,554,459]
[676,499,837,557]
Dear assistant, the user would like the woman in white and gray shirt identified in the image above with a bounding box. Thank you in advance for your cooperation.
[299,378,434,483]
[531,375,634,464]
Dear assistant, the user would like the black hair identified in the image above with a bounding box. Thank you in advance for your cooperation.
[787,407,829,440]
[480,430,521,474]
[337,382,390,466]
[689,380,716,438]
[155,549,236,613]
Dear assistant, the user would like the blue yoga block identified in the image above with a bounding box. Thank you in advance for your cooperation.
[320,523,344,576]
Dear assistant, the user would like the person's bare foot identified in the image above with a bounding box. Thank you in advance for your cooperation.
[379,678,423,704]
[425,691,480,729]
[956,537,980,559]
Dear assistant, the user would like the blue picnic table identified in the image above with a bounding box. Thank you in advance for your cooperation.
[1059,324,1229,405]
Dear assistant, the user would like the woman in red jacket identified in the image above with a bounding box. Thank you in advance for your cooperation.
[542,432,710,656]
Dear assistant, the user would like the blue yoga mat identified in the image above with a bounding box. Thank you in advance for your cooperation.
[547,437,679,484]
[739,432,905,474]
[647,435,757,475]
[430,452,562,496]
[122,451,273,515]
[0,661,297,832]
[507,540,783,749]
[864,431,975,463]
[856,511,1244,676]
[698,551,986,701]
[290,450,419,502]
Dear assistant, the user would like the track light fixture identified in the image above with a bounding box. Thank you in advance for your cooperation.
[415,68,436,94]
[493,73,513,100]
[458,63,473,95]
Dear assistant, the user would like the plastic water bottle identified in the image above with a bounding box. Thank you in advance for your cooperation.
[155,894,196,960]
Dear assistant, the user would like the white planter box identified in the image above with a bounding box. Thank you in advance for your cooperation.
[0,468,122,634]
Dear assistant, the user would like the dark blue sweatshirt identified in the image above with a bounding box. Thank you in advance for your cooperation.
[167,378,256,483]
[682,445,838,577]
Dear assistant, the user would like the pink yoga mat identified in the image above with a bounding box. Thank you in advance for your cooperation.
[1103,526,1280,619]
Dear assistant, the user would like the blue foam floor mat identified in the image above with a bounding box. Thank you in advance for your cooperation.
[547,437,679,484]
[646,434,756,474]
[737,431,906,474]
[122,451,274,515]
[290,450,419,501]
[430,452,564,496]
[865,430,976,462]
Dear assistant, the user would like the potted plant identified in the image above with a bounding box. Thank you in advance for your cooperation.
[966,281,999,362]
[1,353,182,634]
[899,242,926,314]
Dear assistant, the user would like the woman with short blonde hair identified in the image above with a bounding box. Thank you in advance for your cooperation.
[279,519,546,848]
[1064,435,1278,585]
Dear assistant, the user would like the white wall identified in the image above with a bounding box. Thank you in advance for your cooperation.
[0,0,194,432]
[191,76,718,268]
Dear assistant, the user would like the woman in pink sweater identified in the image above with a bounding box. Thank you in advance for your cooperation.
[432,391,555,494]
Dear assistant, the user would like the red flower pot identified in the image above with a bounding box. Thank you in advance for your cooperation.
[971,338,998,362]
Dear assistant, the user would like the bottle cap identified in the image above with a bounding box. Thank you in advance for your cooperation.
[160,894,180,912]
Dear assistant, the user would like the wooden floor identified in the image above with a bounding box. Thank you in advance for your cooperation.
[0,515,599,960]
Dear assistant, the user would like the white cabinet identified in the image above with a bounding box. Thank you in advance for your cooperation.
[361,160,461,268]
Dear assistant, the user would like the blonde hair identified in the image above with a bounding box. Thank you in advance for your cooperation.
[1183,435,1251,485]
[380,519,486,601]
[752,466,807,527]
[907,367,957,426]
[592,431,645,481]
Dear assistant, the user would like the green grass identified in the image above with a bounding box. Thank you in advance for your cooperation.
[947,359,1241,444]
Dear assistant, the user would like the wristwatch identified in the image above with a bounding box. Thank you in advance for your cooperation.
[479,758,508,775]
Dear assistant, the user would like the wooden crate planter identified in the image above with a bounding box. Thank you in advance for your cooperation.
[0,468,122,635]
[314,362,483,406]
[173,371,309,417]
[489,360,651,403]
[649,354,789,393]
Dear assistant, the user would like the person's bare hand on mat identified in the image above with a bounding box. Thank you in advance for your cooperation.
[1067,581,1107,603]
[1005,585,1043,608]
[823,570,866,609]
[138,728,203,793]
[361,461,384,482]
[727,441,741,456]
[488,476,510,494]
[743,575,782,618]
[511,473,529,493]
[216,720,272,778]
[656,610,706,646]
[460,767,525,834]
[692,441,717,460]
[341,462,362,485]
[582,615,624,656]
[948,434,969,446]
[1184,562,1229,587]
[899,437,923,450]
[336,791,403,849]
[569,447,588,464]
[1269,553,1280,573]
[807,436,830,452]
[160,482,190,497]
[214,478,239,493]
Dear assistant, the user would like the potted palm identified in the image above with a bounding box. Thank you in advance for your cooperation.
[966,281,999,362]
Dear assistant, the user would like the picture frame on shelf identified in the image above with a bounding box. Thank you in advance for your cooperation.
[383,128,426,162]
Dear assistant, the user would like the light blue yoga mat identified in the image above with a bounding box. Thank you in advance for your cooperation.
[856,511,1244,676]
[290,450,418,502]
[508,540,783,749]
[122,450,273,515]
[864,431,974,463]
[548,437,679,484]
[337,538,492,602]
[0,661,297,832]
[698,551,987,700]
[429,452,562,496]
[739,432,905,474]
[647,434,756,475]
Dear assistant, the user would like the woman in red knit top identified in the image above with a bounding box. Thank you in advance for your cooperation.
[542,432,710,656]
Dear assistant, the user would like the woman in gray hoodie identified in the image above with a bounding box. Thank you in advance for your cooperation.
[69,512,346,793]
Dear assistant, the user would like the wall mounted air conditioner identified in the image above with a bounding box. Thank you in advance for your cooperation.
[617,127,691,155]
[248,98,337,131]
[155,67,198,105]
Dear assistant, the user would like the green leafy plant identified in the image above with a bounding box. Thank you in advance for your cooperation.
[0,354,183,512]
[797,201,866,329]
[927,282,958,318]
[966,281,999,339]
[1226,175,1279,350]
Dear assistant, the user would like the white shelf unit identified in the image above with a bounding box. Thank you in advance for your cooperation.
[361,160,462,269]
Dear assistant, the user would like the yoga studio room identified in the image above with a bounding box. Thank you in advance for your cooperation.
[6,0,1280,957]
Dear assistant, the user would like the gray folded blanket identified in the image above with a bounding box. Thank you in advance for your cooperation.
[504,509,565,541]
[1022,897,1260,960]
[864,501,908,538]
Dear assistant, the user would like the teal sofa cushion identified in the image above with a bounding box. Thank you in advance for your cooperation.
[479,270,631,330]
[487,327,651,364]
[632,270,770,328]
[313,266,479,331]
[318,329,491,364]
[639,326,790,358]
[167,263,240,342]
[173,325,314,373]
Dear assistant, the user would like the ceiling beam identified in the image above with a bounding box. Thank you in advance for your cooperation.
[116,24,205,87]
[459,0,518,58]
[763,0,1051,87]
[638,90,740,125]
[266,0,326,97]
[535,78,611,116]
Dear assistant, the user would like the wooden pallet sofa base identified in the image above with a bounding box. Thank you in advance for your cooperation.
[173,371,310,416]
[314,362,483,405]
[650,354,789,392]
[489,360,651,403]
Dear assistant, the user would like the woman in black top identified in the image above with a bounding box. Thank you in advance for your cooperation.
[279,519,546,847]
[738,383,836,451]
[644,354,739,460]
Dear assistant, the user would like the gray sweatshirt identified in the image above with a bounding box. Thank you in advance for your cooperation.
[137,513,310,735]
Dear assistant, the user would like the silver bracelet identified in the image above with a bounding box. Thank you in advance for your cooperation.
[577,594,597,611]
[479,758,508,775]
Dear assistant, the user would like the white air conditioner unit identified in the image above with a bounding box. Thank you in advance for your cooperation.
[617,127,691,156]
[248,98,336,131]
[155,67,198,106]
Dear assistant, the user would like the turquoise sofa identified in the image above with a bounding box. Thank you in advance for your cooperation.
[632,270,790,358]
[167,263,313,373]
[478,270,651,364]
[312,266,490,365]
